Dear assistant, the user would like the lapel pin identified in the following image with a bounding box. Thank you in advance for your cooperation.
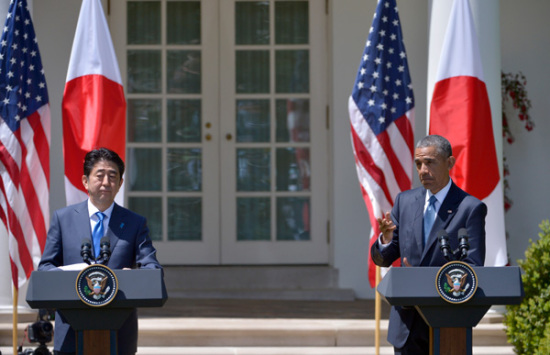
[447,210,452,214]
[120,223,124,229]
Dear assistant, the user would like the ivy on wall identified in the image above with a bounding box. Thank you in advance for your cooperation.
[501,71,534,212]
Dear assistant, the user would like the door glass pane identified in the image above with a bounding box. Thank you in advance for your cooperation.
[237,148,270,191]
[236,99,270,143]
[167,99,201,143]
[235,1,269,45]
[277,197,310,240]
[167,50,201,93]
[128,99,162,142]
[236,50,269,93]
[129,197,162,241]
[275,1,308,44]
[128,50,162,93]
[128,1,161,44]
[237,197,270,241]
[276,99,309,142]
[275,50,309,93]
[167,1,201,45]
[168,148,202,192]
[168,197,202,241]
[276,147,310,191]
[128,148,162,191]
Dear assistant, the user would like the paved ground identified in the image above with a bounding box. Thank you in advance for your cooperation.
[0,346,517,355]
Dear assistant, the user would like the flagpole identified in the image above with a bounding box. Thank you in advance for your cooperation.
[374,265,382,355]
[13,287,18,355]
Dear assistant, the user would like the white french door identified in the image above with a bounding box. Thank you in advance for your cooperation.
[111,0,328,265]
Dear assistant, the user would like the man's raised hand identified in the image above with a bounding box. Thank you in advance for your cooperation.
[377,211,396,244]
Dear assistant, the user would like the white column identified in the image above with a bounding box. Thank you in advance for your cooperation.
[426,0,452,115]
[470,0,502,172]
[427,0,502,171]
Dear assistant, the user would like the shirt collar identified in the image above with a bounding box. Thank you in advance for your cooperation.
[426,179,452,207]
[87,199,115,220]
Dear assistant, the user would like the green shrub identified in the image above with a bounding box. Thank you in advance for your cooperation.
[536,321,550,355]
[505,220,550,354]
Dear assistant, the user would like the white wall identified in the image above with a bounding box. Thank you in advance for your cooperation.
[500,1,550,267]
[330,0,375,299]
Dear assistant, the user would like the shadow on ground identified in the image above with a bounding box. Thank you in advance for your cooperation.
[139,299,391,320]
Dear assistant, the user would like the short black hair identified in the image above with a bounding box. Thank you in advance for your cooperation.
[83,148,125,178]
[416,135,453,159]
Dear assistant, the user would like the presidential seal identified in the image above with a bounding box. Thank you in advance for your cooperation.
[76,264,118,307]
[436,261,478,304]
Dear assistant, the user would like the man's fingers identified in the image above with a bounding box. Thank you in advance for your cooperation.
[403,257,412,267]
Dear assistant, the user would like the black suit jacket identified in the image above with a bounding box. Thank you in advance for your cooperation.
[38,201,162,354]
[371,182,486,348]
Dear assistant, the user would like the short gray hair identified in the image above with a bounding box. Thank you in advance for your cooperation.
[416,135,452,159]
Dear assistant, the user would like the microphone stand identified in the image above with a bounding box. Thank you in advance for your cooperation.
[80,239,93,265]
[98,236,111,265]
[438,231,453,262]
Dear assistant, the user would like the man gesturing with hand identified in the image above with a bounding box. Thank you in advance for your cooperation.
[370,135,487,354]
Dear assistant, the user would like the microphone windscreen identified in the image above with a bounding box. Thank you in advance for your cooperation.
[436,229,448,239]
[458,228,469,238]
[81,238,92,247]
[100,236,110,246]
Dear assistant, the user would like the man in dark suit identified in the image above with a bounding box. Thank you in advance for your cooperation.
[39,148,162,355]
[371,135,486,354]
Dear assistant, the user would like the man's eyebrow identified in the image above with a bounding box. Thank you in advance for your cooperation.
[414,157,435,162]
[94,168,119,174]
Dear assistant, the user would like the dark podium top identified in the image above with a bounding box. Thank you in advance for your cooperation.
[26,269,167,330]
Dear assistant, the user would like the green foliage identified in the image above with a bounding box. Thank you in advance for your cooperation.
[505,220,550,354]
[536,321,550,355]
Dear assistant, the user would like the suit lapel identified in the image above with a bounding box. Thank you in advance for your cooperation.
[421,183,460,262]
[74,201,92,238]
[412,189,425,254]
[107,204,124,251]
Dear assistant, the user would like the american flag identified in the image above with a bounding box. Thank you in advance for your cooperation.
[0,0,50,289]
[348,0,414,287]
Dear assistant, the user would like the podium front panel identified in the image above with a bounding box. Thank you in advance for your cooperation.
[26,269,167,309]
[377,266,523,307]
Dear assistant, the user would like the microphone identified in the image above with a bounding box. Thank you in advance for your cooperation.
[437,230,453,261]
[458,228,470,260]
[80,239,93,265]
[99,236,111,265]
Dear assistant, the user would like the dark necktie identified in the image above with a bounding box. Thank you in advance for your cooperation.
[423,195,437,247]
[92,212,105,259]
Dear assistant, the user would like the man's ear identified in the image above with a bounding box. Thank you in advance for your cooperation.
[448,156,456,170]
[81,175,89,191]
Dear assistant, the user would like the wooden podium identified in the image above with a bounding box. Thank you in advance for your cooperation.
[377,266,524,355]
[26,268,167,355]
